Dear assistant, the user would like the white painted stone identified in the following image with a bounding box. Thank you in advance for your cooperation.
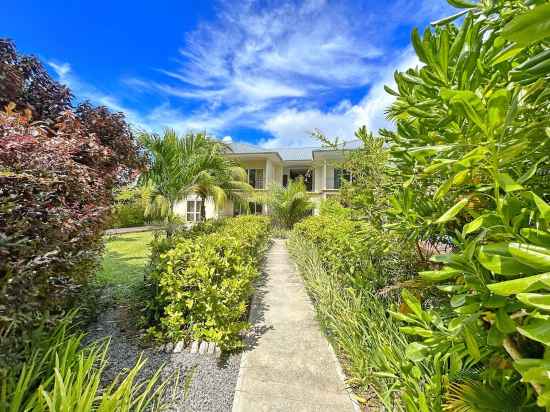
[165,342,173,353]
[199,341,208,355]
[173,341,184,353]
[207,342,216,354]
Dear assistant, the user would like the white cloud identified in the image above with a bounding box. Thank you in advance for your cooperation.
[260,49,420,147]
[222,135,233,143]
[48,61,156,131]
[47,0,452,141]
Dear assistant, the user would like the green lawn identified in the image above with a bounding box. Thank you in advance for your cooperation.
[97,231,154,300]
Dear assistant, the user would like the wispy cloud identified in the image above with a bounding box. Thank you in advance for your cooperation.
[49,0,453,143]
[126,0,451,142]
[48,61,153,131]
[261,49,421,147]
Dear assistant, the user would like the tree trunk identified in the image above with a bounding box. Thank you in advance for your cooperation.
[166,199,175,237]
[200,196,206,221]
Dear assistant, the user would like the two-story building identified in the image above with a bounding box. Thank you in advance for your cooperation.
[175,140,360,222]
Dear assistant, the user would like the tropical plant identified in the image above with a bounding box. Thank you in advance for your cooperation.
[145,216,270,349]
[138,130,251,223]
[338,126,398,225]
[1,40,140,363]
[289,214,425,410]
[1,313,170,411]
[380,0,550,409]
[260,178,314,229]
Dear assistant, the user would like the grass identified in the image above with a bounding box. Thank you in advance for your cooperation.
[97,231,154,300]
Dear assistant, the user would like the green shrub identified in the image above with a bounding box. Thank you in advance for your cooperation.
[380,1,550,409]
[293,209,416,291]
[146,216,270,349]
[0,313,169,411]
[110,186,148,228]
[288,234,443,410]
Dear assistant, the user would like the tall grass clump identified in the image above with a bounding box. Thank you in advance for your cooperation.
[1,314,170,412]
[289,215,442,410]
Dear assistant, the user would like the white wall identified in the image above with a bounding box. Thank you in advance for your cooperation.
[174,194,218,221]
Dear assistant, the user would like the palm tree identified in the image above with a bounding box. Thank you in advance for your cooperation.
[261,178,314,229]
[138,129,251,223]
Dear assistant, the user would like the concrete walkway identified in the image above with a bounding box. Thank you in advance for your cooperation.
[232,239,356,412]
[104,225,163,235]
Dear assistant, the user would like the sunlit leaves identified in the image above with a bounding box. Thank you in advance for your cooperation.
[501,3,550,47]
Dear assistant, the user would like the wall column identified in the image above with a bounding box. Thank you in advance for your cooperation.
[322,160,327,199]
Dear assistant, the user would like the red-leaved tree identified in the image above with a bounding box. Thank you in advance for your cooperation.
[0,39,142,360]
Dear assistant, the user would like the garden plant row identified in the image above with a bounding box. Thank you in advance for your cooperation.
[144,215,271,350]
[292,0,550,410]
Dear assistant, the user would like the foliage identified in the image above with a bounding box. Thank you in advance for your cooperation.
[293,207,416,291]
[288,227,437,411]
[379,1,550,409]
[0,40,140,363]
[260,178,314,229]
[0,313,170,411]
[110,186,149,228]
[0,39,71,123]
[145,216,270,349]
[138,129,251,222]
[338,126,398,225]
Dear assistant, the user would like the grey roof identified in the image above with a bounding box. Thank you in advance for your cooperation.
[227,139,361,161]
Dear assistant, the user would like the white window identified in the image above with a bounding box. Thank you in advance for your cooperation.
[246,168,264,189]
[186,200,203,222]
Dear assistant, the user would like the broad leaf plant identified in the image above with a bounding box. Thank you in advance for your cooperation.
[382,0,550,409]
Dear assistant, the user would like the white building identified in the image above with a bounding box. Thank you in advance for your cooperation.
[175,140,360,221]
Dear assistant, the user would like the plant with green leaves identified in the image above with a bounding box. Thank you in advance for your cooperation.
[139,129,252,223]
[146,216,270,349]
[1,313,170,411]
[259,178,314,229]
[338,126,399,225]
[381,0,550,409]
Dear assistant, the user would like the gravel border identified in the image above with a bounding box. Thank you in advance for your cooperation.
[85,306,241,412]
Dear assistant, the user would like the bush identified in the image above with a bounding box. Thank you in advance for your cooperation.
[293,206,416,291]
[0,40,141,362]
[146,216,270,349]
[288,234,441,410]
[110,187,147,228]
[380,1,550,409]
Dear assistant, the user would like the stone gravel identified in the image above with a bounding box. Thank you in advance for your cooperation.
[85,306,241,412]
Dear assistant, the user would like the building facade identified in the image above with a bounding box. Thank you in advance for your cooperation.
[175,140,360,222]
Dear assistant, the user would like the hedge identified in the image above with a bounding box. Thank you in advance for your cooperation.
[146,216,270,349]
[292,206,416,291]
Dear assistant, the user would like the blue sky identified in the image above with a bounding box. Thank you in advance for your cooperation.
[2,0,453,147]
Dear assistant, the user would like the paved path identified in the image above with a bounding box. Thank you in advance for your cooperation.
[233,239,356,412]
[104,225,163,235]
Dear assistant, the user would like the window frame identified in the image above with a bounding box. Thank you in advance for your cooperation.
[246,168,264,189]
[186,199,204,222]
[334,169,352,189]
